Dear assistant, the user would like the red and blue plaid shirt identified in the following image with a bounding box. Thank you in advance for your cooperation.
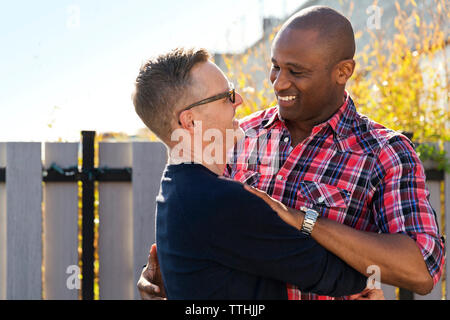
[225,94,445,300]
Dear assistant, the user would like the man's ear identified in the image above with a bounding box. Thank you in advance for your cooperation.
[335,59,355,85]
[178,110,195,133]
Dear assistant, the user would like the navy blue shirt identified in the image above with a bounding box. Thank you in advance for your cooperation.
[156,163,367,299]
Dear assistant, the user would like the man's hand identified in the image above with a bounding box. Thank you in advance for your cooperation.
[137,243,167,300]
[244,184,304,230]
[348,288,385,300]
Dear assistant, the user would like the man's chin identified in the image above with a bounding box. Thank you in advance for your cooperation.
[279,106,298,119]
[278,100,304,117]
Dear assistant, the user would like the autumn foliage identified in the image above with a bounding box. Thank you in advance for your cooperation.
[221,0,449,146]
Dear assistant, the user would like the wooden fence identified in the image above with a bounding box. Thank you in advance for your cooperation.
[0,140,449,300]
[0,140,167,300]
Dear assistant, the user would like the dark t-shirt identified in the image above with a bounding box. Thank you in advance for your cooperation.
[156,163,366,299]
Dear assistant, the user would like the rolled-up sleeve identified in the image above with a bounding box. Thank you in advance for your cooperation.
[371,136,445,285]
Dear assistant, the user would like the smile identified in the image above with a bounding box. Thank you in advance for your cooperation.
[278,95,296,101]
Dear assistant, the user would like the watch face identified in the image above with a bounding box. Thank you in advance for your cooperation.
[302,208,319,236]
[306,209,319,218]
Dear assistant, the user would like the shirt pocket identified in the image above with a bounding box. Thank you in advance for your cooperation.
[233,170,261,188]
[296,181,350,223]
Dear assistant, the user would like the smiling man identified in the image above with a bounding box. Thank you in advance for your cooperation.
[137,6,444,301]
[132,47,370,299]
[226,6,445,299]
[269,11,356,147]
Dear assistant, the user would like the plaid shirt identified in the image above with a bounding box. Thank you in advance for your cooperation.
[225,94,445,300]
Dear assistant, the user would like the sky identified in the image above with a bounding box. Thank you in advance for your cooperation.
[0,0,306,142]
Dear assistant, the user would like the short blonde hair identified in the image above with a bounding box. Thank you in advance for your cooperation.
[133,47,210,143]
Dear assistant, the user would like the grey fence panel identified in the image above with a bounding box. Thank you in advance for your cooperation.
[381,284,397,300]
[414,180,443,300]
[0,143,6,300]
[43,143,79,300]
[98,142,134,300]
[132,142,167,299]
[5,142,42,299]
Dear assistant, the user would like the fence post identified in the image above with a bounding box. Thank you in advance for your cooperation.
[445,142,450,300]
[0,143,6,300]
[132,142,167,299]
[98,142,133,299]
[5,142,42,299]
[81,131,95,300]
[43,142,79,299]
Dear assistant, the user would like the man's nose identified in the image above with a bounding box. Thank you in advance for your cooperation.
[272,70,290,93]
[233,92,243,109]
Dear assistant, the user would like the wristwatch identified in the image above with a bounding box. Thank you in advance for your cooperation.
[300,206,320,236]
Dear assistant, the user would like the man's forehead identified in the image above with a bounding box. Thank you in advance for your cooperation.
[274,27,320,50]
[271,28,323,63]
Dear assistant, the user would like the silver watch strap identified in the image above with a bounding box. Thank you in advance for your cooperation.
[300,207,319,236]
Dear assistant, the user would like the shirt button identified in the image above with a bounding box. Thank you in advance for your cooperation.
[318,196,325,203]
[276,175,284,181]
[283,137,289,143]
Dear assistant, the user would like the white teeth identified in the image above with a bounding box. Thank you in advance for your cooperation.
[278,96,296,101]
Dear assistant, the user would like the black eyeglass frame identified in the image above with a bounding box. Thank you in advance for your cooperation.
[177,83,235,124]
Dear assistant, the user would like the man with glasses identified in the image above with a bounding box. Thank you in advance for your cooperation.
[177,83,235,125]
[137,5,444,300]
[132,47,370,299]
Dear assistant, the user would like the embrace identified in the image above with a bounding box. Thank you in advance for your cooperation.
[132,6,444,300]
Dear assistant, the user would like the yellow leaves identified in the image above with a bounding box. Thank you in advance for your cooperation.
[220,0,448,142]
[348,0,448,142]
[394,16,401,30]
[437,1,442,14]
[242,54,249,65]
[413,12,421,27]
[269,33,275,42]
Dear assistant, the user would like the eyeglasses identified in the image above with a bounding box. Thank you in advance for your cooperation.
[178,83,235,124]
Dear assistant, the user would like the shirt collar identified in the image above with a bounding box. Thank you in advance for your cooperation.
[262,107,283,129]
[325,92,357,139]
[262,92,357,139]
